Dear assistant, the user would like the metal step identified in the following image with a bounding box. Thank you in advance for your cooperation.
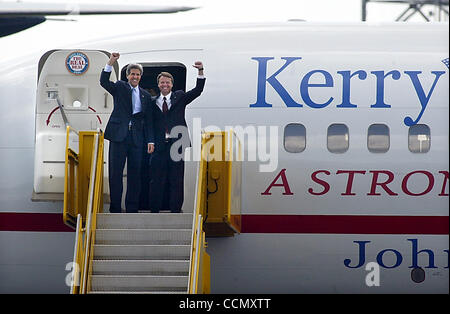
[89,275,188,292]
[94,244,191,260]
[96,213,193,229]
[95,229,191,245]
[87,212,194,294]
[91,260,189,276]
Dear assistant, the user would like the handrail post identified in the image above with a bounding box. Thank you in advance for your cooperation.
[80,133,99,294]
[65,126,104,294]
[188,132,212,294]
[64,126,80,228]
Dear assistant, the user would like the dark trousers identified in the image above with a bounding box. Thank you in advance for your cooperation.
[108,130,143,213]
[139,147,151,211]
[148,141,185,213]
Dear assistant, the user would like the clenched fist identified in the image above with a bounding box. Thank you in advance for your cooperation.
[108,52,120,66]
[193,61,204,74]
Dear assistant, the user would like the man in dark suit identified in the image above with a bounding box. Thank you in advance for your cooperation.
[149,62,205,213]
[100,52,154,213]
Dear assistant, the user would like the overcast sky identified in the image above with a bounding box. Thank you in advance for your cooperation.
[0,0,447,62]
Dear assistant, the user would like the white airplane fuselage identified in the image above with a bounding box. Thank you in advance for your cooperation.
[0,22,448,293]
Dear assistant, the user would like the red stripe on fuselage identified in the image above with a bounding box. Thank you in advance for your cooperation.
[0,213,73,232]
[241,215,449,234]
[0,213,448,234]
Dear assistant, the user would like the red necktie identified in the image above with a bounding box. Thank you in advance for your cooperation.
[163,97,169,137]
[162,97,168,114]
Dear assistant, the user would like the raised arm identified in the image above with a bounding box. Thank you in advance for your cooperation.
[100,52,120,95]
[184,61,206,105]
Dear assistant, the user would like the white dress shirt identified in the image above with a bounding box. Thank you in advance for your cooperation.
[155,75,205,112]
[156,92,172,112]
[104,64,141,115]
[130,85,142,115]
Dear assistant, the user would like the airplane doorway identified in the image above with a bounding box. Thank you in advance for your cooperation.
[120,62,187,211]
[120,62,187,95]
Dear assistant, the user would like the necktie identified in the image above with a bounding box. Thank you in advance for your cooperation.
[132,88,139,114]
[162,96,168,114]
[162,97,169,138]
[130,87,139,128]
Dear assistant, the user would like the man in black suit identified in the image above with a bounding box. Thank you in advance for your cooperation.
[100,52,154,213]
[149,62,205,213]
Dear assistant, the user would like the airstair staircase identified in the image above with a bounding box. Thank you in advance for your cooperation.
[63,127,240,294]
[89,213,192,294]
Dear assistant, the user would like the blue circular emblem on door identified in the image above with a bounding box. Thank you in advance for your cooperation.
[66,51,89,75]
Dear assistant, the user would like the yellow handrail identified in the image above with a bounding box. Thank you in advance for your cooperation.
[70,214,83,294]
[65,128,104,294]
[188,130,242,293]
[202,130,242,236]
[85,131,104,293]
[188,133,210,294]
[63,126,80,228]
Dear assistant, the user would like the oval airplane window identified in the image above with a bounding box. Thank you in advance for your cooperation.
[284,123,306,153]
[368,124,390,153]
[408,124,430,153]
[327,123,349,154]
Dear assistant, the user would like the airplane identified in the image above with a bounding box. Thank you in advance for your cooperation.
[0,19,448,294]
[0,1,196,37]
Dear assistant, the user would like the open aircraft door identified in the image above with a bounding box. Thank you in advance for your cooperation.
[33,50,117,201]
